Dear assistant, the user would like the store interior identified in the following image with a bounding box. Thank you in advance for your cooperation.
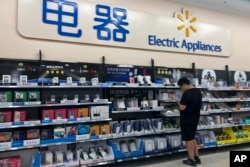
[1,0,250,167]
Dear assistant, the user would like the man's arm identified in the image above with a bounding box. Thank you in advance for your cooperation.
[176,100,187,111]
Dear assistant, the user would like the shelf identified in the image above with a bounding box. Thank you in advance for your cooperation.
[217,142,241,147]
[102,84,179,89]
[87,160,115,167]
[112,108,165,113]
[207,110,232,114]
[116,151,172,163]
[231,110,250,113]
[0,145,40,152]
[0,102,111,109]
[0,119,112,129]
[0,85,102,89]
[158,100,177,103]
[208,88,250,91]
[205,98,250,103]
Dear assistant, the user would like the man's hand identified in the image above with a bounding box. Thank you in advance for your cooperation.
[176,99,186,111]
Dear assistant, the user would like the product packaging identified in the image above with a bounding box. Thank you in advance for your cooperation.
[55,109,67,119]
[42,109,55,121]
[13,110,26,122]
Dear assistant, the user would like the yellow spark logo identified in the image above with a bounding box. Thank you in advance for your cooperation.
[175,9,198,37]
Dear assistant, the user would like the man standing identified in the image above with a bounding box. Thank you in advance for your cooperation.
[176,77,202,166]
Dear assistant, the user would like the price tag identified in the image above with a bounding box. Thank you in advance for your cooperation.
[76,134,90,141]
[24,120,40,125]
[25,101,41,105]
[23,139,40,147]
[135,131,144,135]
[0,142,11,150]
[52,119,67,123]
[0,102,13,106]
[99,134,112,139]
[0,122,12,127]
[55,164,66,167]
[77,117,90,121]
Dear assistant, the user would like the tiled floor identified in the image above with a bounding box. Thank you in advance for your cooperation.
[101,144,250,167]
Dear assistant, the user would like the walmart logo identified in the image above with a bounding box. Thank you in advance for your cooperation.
[175,8,197,37]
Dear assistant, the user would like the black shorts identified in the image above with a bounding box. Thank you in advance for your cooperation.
[180,123,198,141]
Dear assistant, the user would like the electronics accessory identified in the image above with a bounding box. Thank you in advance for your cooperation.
[89,148,97,159]
[99,146,107,158]
[65,151,73,162]
[120,141,129,153]
[144,139,155,153]
[78,124,90,135]
[112,122,121,134]
[0,113,5,122]
[133,120,143,132]
[123,121,132,133]
[41,129,54,140]
[128,139,137,152]
[154,119,163,130]
[80,150,89,161]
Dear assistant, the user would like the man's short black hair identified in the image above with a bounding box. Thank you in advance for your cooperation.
[177,77,191,86]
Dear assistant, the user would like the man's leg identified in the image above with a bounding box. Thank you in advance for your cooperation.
[186,140,195,160]
[193,139,199,157]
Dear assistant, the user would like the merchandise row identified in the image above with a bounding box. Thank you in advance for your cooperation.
[0,106,110,126]
[36,128,249,167]
[1,118,250,151]
[0,90,108,106]
[0,155,21,167]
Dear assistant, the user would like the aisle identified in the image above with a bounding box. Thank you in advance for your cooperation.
[101,145,250,167]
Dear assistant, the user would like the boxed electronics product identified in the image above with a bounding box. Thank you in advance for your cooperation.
[214,127,237,145]
[55,109,67,120]
[66,125,78,142]
[42,109,55,122]
[77,124,90,141]
[0,131,12,142]
[77,108,90,120]
[27,129,40,140]
[89,125,100,139]
[108,138,143,159]
[99,123,111,138]
[55,151,64,164]
[143,138,156,154]
[77,140,114,165]
[13,91,27,102]
[0,156,21,167]
[131,119,145,135]
[40,127,66,146]
[121,120,134,136]
[167,135,183,150]
[45,151,53,165]
[0,91,12,103]
[27,91,40,102]
[155,137,168,152]
[110,121,123,137]
[12,131,26,141]
[66,126,78,136]
[67,108,78,120]
[40,129,54,140]
[0,111,12,123]
[89,106,109,120]
[12,130,28,148]
[13,110,26,123]
[54,127,65,139]
[152,118,165,132]
[198,131,217,147]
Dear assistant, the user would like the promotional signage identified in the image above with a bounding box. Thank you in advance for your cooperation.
[18,0,231,56]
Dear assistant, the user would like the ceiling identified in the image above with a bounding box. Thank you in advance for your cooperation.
[173,0,250,17]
